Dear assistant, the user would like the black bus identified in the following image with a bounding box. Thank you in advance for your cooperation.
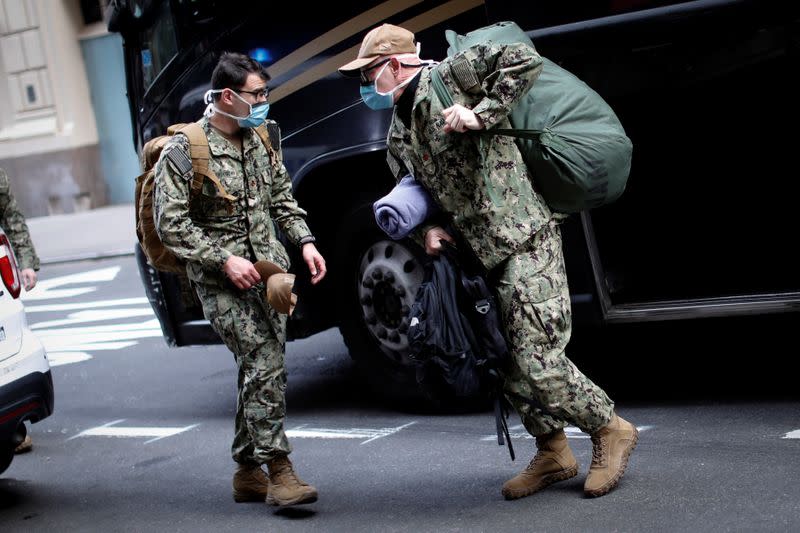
[109,0,800,399]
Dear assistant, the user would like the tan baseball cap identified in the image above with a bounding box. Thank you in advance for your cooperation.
[339,23,416,76]
[254,260,298,315]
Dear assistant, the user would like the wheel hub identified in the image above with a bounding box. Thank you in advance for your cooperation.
[357,240,423,359]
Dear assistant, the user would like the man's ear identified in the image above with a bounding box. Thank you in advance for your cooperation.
[220,88,235,105]
[389,55,402,74]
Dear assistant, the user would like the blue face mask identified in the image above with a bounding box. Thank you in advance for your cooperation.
[360,62,417,111]
[360,84,395,110]
[236,100,270,128]
[203,89,270,128]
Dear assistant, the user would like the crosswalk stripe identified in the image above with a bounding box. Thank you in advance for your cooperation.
[69,420,200,444]
[25,297,150,313]
[287,422,416,444]
[47,352,93,367]
[31,308,154,329]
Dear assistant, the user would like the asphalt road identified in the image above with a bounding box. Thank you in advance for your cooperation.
[1,256,798,532]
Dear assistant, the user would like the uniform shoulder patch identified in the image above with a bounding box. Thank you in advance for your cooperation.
[165,143,193,180]
[449,55,480,93]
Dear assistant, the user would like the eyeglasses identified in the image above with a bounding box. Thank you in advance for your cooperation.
[237,87,270,99]
[359,58,424,85]
[359,58,391,84]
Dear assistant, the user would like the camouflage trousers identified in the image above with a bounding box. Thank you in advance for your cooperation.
[194,281,291,464]
[494,221,614,437]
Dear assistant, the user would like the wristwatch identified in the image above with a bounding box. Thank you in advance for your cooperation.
[298,235,316,246]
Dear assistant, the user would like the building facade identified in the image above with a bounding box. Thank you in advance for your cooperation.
[0,0,138,216]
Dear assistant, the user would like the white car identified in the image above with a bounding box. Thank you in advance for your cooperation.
[0,227,53,475]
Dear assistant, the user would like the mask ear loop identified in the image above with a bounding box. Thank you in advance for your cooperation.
[415,40,440,67]
[203,89,218,118]
[203,88,252,120]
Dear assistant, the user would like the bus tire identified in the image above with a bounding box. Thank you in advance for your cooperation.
[334,205,430,406]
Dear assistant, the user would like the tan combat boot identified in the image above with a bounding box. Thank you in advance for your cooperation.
[501,429,579,500]
[232,463,270,502]
[584,413,638,497]
[265,455,318,506]
[14,434,32,454]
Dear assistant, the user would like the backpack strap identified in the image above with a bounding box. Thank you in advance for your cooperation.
[172,122,236,201]
[253,123,281,167]
[253,124,271,150]
[430,67,454,109]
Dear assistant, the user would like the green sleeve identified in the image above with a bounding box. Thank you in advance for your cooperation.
[269,161,312,246]
[469,42,544,130]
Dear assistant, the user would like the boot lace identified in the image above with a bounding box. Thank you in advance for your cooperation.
[590,435,607,466]
[526,451,545,471]
[270,458,305,488]
[527,435,552,470]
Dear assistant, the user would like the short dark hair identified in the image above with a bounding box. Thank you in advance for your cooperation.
[211,52,270,93]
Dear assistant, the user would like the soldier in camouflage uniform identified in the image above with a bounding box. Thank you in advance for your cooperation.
[154,53,326,507]
[0,169,39,291]
[340,24,638,499]
[0,168,40,455]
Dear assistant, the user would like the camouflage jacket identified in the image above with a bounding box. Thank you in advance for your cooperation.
[153,117,311,287]
[0,168,39,271]
[386,42,552,271]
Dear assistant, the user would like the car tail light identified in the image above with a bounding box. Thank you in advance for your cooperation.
[0,233,21,299]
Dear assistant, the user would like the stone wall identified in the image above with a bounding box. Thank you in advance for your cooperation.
[0,143,108,216]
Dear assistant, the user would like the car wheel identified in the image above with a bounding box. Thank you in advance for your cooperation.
[335,205,428,404]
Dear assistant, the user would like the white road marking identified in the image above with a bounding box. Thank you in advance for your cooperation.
[70,420,200,444]
[21,265,157,366]
[47,351,93,367]
[782,430,800,439]
[27,267,121,291]
[34,319,163,351]
[482,424,654,441]
[23,288,99,300]
[31,308,154,329]
[22,266,121,302]
[25,297,149,313]
[48,341,138,352]
[35,319,161,336]
[287,422,416,444]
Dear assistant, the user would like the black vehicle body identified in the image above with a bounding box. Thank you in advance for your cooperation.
[111,0,800,397]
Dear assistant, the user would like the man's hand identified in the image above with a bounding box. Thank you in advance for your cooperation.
[223,255,261,290]
[20,268,37,290]
[424,226,455,256]
[302,243,327,285]
[442,103,484,133]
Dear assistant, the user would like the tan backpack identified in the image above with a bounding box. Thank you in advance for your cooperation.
[134,122,273,273]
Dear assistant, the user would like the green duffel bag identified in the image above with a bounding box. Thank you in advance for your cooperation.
[431,21,633,213]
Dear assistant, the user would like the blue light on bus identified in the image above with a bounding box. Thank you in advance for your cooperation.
[249,48,273,63]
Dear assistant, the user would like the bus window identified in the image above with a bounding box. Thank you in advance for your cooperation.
[140,2,178,89]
